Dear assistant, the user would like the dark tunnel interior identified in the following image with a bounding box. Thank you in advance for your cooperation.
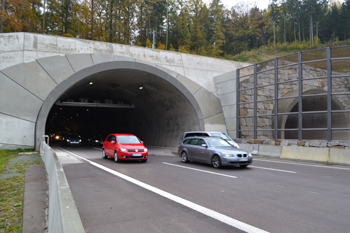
[45,69,201,147]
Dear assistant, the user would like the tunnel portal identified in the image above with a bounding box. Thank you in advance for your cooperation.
[45,68,202,147]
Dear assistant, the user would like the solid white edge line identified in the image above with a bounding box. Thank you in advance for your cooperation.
[163,162,237,178]
[249,166,296,173]
[59,148,269,233]
[254,158,350,170]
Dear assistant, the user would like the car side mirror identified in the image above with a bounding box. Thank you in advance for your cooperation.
[201,144,207,147]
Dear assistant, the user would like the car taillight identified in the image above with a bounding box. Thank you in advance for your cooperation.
[178,147,180,150]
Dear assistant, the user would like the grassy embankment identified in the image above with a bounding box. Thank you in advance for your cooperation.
[228,39,350,72]
[0,149,43,232]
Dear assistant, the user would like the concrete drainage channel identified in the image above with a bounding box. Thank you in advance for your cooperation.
[40,142,85,233]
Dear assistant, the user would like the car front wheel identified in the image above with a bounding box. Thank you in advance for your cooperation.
[181,151,189,163]
[211,155,222,169]
[114,151,119,163]
[102,149,107,159]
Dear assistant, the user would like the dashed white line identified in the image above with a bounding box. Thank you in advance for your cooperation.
[59,148,269,233]
[163,162,238,178]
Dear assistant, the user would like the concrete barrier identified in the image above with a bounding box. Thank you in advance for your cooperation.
[329,148,350,165]
[257,145,282,157]
[280,146,329,162]
[238,143,258,154]
[40,142,85,233]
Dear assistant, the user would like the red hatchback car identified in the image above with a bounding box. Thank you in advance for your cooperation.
[102,133,148,162]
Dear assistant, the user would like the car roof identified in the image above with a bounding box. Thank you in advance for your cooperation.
[110,133,136,136]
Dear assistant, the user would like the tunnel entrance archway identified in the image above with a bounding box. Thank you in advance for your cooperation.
[278,89,350,140]
[36,61,205,150]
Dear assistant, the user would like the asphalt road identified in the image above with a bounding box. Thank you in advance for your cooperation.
[52,145,350,233]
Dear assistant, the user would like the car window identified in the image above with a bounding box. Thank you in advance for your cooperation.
[117,136,140,144]
[185,133,196,138]
[107,135,113,142]
[206,138,231,147]
[197,139,206,146]
[183,139,191,144]
[189,139,199,145]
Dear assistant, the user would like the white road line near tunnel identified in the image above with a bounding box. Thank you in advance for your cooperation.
[59,148,269,233]
[163,162,238,178]
[249,166,296,174]
[254,158,350,171]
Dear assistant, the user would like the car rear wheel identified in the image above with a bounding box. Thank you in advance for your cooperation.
[181,151,189,163]
[114,151,119,163]
[102,149,107,159]
[212,155,222,169]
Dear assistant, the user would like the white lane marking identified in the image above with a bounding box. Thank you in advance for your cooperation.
[249,166,296,174]
[59,148,269,233]
[163,162,237,178]
[254,158,350,171]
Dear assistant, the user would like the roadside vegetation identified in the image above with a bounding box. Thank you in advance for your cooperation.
[0,149,43,232]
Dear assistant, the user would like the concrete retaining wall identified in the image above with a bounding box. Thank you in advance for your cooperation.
[239,143,350,165]
[40,142,85,233]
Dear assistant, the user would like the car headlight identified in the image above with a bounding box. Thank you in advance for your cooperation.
[67,139,70,142]
[95,140,98,142]
[120,148,127,152]
[79,139,82,142]
[144,148,148,152]
[224,154,234,157]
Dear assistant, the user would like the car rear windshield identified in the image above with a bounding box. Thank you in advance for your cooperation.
[117,136,140,144]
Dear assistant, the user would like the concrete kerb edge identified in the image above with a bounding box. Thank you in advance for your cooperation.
[41,143,85,233]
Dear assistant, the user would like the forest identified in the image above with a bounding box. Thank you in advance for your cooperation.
[1,0,350,59]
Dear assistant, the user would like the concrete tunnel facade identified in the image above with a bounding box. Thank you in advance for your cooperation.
[0,33,249,150]
[1,54,228,150]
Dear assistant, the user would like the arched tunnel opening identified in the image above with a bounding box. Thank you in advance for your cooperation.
[45,68,202,148]
[284,95,349,140]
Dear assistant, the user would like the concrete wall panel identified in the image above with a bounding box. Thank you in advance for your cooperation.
[0,51,24,70]
[194,88,223,119]
[0,113,35,148]
[217,92,236,107]
[214,71,236,84]
[37,55,74,84]
[75,40,94,53]
[281,146,329,162]
[175,75,201,95]
[224,117,236,131]
[66,54,93,72]
[258,145,282,157]
[93,40,115,54]
[159,50,183,66]
[26,34,58,52]
[0,73,43,122]
[0,33,24,52]
[23,51,62,64]
[57,37,80,53]
[329,148,350,165]
[1,61,57,101]
[203,113,227,132]
[222,105,236,118]
[215,79,236,95]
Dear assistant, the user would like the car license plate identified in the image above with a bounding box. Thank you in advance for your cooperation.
[132,153,142,156]
[239,157,248,161]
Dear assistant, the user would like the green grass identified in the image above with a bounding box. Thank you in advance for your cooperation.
[231,39,350,67]
[0,149,43,233]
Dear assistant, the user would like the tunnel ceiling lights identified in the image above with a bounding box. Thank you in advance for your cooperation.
[55,101,135,108]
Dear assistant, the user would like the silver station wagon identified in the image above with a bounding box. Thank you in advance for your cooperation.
[178,136,252,168]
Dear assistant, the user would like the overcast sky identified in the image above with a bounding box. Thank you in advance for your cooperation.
[204,0,271,11]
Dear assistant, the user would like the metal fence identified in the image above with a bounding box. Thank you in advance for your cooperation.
[236,46,350,141]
